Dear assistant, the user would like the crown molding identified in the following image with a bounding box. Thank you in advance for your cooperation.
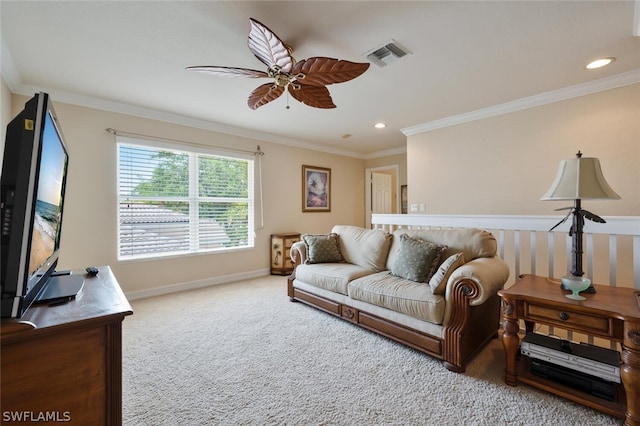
[363,146,407,160]
[401,69,640,136]
[7,79,368,160]
[5,76,399,160]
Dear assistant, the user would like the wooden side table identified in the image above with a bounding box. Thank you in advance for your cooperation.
[270,233,300,275]
[498,274,640,425]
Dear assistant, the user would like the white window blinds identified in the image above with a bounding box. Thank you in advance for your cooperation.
[117,138,254,260]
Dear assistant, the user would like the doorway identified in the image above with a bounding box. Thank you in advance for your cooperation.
[365,165,400,228]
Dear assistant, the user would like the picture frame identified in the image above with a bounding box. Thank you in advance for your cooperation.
[302,165,331,212]
[401,185,408,214]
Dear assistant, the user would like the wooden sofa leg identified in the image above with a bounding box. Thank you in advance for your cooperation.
[443,361,465,373]
[287,275,296,301]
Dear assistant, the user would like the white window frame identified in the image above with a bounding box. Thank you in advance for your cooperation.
[116,136,255,261]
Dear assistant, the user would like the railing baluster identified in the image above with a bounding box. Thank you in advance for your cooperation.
[548,232,555,278]
[530,231,536,276]
[635,235,640,289]
[609,234,617,287]
[586,233,594,281]
[565,235,572,276]
[514,230,521,279]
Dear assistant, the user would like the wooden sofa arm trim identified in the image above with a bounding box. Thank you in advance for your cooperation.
[442,278,480,372]
[291,246,301,266]
[287,246,303,299]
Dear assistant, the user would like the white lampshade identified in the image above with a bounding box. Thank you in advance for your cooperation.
[541,153,620,201]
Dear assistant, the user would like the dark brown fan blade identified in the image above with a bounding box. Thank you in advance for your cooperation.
[186,66,268,78]
[292,58,369,86]
[288,84,336,109]
[248,18,293,72]
[248,83,284,110]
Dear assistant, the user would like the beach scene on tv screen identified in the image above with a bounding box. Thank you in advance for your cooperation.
[28,114,65,275]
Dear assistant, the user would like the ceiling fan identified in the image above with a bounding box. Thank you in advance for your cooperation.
[186,18,370,110]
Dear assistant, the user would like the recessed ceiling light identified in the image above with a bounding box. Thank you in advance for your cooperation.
[374,122,386,129]
[585,57,616,70]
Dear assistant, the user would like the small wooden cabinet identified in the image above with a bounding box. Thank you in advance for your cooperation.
[271,233,300,275]
[0,266,132,425]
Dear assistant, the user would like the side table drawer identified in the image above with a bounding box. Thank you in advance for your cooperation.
[525,303,612,336]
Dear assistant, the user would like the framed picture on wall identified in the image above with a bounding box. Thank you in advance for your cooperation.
[401,185,408,214]
[302,165,331,212]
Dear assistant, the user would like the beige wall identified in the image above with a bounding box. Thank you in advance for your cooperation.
[407,83,640,217]
[5,92,366,294]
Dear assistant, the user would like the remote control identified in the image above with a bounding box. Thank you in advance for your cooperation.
[86,266,99,276]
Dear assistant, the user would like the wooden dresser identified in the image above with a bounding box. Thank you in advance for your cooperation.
[1,266,132,425]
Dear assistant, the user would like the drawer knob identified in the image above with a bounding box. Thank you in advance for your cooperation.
[559,312,569,321]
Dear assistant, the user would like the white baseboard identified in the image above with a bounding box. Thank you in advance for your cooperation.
[125,268,271,301]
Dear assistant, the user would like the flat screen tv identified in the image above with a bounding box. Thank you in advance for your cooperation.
[1,92,76,318]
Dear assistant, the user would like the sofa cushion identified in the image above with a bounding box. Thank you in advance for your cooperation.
[387,228,497,271]
[303,233,344,264]
[331,225,392,271]
[428,252,465,295]
[295,263,376,295]
[390,234,446,282]
[348,271,445,324]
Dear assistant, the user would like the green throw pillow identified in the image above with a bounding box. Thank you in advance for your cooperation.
[303,233,345,264]
[390,234,446,282]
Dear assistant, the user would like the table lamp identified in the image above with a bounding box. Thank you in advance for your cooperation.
[541,151,620,293]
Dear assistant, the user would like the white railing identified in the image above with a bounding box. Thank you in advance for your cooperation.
[372,214,640,290]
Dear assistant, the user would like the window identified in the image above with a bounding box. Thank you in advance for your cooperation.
[117,138,254,260]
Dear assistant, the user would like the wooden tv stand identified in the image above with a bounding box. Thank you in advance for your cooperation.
[1,266,132,425]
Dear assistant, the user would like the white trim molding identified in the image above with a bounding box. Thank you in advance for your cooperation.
[372,214,640,235]
[402,70,640,136]
[125,268,270,301]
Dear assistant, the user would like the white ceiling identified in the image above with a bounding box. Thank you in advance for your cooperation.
[2,1,639,158]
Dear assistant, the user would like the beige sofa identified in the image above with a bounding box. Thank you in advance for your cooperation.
[287,225,510,372]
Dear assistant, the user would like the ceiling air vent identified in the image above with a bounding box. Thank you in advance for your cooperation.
[365,40,410,67]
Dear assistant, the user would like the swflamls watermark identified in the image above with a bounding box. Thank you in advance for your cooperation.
[2,411,71,422]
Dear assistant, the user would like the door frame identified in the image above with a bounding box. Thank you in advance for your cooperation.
[364,165,400,229]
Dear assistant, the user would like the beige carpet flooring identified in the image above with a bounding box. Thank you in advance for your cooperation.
[122,275,622,425]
